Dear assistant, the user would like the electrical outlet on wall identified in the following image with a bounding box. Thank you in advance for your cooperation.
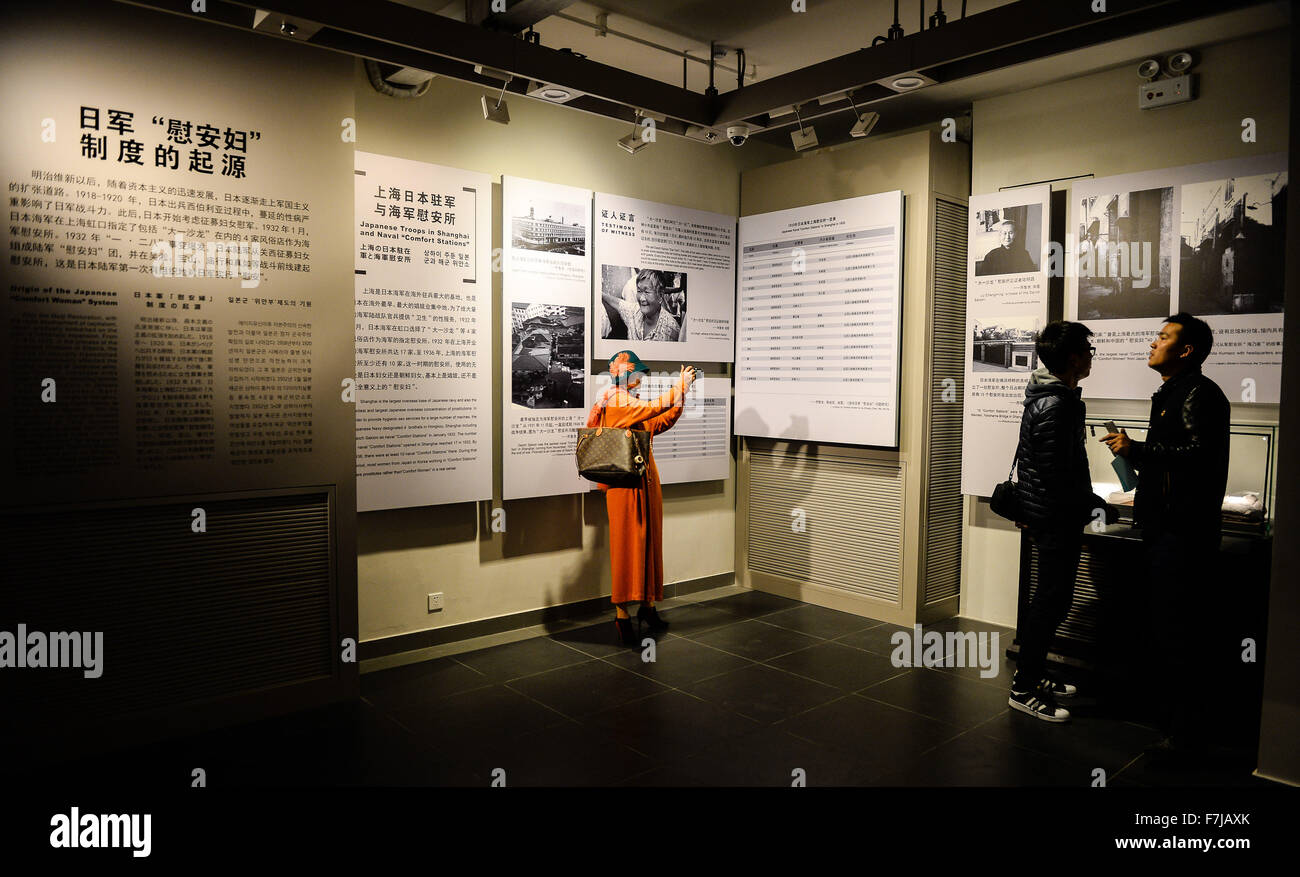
[427,592,444,612]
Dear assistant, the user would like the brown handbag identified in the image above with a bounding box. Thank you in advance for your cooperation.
[577,398,651,488]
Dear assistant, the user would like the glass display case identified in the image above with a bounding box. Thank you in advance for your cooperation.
[1083,416,1277,534]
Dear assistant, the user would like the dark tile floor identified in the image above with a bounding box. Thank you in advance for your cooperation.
[10,590,1271,788]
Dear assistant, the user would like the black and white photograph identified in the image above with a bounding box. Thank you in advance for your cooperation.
[599,264,688,342]
[510,302,585,408]
[509,197,587,255]
[1178,172,1287,315]
[973,203,1041,276]
[1075,187,1174,319]
[972,315,1040,371]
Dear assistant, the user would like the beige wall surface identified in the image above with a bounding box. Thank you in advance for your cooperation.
[962,28,1290,626]
[354,66,786,642]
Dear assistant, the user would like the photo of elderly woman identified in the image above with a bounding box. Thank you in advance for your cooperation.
[599,265,687,342]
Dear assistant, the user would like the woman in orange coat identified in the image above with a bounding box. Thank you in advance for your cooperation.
[587,350,697,646]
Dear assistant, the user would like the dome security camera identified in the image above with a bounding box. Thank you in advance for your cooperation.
[727,125,750,146]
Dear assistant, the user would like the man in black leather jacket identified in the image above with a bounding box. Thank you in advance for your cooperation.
[1009,321,1112,722]
[1102,313,1230,752]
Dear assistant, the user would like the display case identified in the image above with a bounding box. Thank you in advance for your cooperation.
[1083,417,1277,534]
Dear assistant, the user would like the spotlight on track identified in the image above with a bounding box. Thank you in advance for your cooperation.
[476,65,512,125]
[618,111,649,154]
[845,91,879,139]
[790,107,818,151]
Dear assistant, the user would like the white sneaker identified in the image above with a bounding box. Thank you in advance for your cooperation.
[1009,688,1070,723]
[1039,677,1077,698]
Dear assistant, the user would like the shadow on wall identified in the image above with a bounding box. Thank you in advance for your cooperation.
[359,503,477,554]
[475,493,608,632]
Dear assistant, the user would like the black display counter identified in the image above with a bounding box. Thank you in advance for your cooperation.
[1010,523,1271,744]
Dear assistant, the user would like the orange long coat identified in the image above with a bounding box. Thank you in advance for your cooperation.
[585,379,687,604]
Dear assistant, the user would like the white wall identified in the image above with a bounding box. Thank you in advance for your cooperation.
[961,28,1290,625]
[354,65,787,642]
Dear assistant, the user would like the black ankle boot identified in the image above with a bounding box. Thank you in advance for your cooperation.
[614,616,638,647]
[636,604,669,634]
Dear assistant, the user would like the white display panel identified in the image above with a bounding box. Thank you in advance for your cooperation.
[353,152,492,511]
[735,191,903,447]
[590,374,731,484]
[1068,154,1286,403]
[592,192,736,363]
[961,186,1052,497]
[502,176,593,500]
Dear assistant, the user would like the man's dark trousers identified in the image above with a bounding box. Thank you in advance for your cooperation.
[1144,525,1221,744]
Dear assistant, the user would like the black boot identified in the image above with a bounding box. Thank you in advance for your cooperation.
[614,616,638,647]
[636,604,669,635]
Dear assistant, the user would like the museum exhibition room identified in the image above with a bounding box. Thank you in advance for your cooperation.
[1,0,1296,859]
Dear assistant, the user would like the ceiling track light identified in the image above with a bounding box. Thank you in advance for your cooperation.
[618,110,649,154]
[790,107,818,152]
[845,92,880,139]
[481,77,511,125]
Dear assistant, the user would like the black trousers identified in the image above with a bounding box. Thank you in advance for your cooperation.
[1015,526,1083,689]
[1143,526,1220,743]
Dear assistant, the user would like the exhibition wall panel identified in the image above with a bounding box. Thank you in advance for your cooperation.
[962,27,1289,627]
[0,0,360,741]
[353,68,785,644]
[737,130,970,626]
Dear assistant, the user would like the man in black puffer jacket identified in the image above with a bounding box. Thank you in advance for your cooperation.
[1101,313,1230,753]
[1010,321,1112,722]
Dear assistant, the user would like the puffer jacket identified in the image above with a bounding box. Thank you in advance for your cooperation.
[1012,367,1099,529]
[1130,368,1230,539]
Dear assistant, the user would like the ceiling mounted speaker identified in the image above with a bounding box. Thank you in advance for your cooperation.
[1166,51,1194,74]
[1137,59,1161,80]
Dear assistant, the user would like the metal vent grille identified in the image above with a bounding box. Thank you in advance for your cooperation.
[0,492,334,734]
[922,196,968,605]
[747,451,903,602]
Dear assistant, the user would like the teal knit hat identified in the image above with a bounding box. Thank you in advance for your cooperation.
[608,350,650,384]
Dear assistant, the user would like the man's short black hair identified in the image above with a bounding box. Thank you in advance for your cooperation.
[1165,312,1213,366]
[1036,320,1094,373]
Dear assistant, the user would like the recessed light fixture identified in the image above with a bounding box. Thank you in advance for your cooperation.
[683,125,724,145]
[875,71,937,93]
[526,81,587,104]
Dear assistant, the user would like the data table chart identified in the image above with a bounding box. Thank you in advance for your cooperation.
[735,192,903,447]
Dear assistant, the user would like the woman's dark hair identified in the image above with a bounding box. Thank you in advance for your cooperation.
[1165,312,1213,366]
[1036,320,1094,373]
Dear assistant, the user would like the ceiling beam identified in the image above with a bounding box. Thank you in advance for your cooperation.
[467,0,580,33]
[114,0,716,126]
[113,0,1277,149]
[713,0,1269,126]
